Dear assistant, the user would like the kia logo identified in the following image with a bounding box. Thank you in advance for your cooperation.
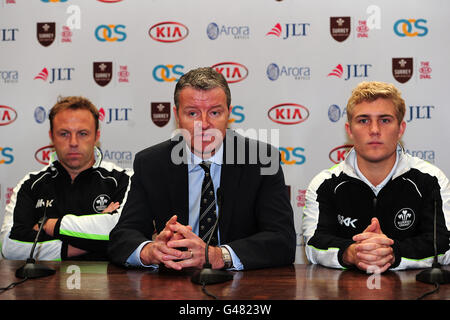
[268,103,309,125]
[211,62,248,83]
[329,144,353,164]
[149,21,189,43]
[35,145,55,165]
[0,105,17,126]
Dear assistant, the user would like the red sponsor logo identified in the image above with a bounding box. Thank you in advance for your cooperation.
[329,144,353,164]
[266,23,282,37]
[419,61,432,79]
[34,145,55,165]
[328,64,343,78]
[212,62,248,83]
[268,103,309,125]
[149,21,189,43]
[0,105,17,126]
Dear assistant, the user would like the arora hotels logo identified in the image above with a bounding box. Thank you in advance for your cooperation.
[206,22,249,40]
[212,62,248,83]
[149,22,188,43]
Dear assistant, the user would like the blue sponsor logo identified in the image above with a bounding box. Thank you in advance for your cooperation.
[328,104,346,122]
[34,106,47,124]
[267,63,310,81]
[206,22,249,40]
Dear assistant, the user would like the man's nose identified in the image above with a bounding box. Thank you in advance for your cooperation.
[369,121,380,135]
[200,113,210,129]
[69,134,78,146]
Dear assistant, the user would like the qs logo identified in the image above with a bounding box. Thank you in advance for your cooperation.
[152,64,184,82]
[393,19,428,37]
[280,147,306,165]
[95,24,126,42]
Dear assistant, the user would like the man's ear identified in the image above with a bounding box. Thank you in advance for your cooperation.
[49,130,54,143]
[345,121,353,140]
[173,106,179,127]
[398,120,406,140]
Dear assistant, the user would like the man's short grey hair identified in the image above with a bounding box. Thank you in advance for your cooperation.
[174,67,231,110]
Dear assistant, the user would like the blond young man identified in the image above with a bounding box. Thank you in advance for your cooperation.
[302,81,450,272]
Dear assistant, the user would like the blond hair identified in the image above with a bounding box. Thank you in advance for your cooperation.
[346,81,405,123]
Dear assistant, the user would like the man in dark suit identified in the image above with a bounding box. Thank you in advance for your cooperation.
[108,67,295,270]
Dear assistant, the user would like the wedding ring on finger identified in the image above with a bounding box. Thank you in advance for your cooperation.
[189,249,193,259]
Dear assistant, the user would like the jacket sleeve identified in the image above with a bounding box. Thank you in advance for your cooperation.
[302,171,353,269]
[51,169,133,257]
[391,176,450,270]
[1,174,63,261]
[225,149,296,270]
[108,153,158,266]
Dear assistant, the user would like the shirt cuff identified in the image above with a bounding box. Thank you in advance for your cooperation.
[125,240,158,268]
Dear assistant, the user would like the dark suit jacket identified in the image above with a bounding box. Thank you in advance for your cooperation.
[108,130,296,269]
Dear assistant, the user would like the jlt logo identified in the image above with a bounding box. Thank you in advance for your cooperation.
[34,67,75,83]
[394,19,428,37]
[406,105,434,122]
[99,107,132,124]
[266,23,310,39]
[328,64,372,80]
[95,24,126,42]
[0,28,18,41]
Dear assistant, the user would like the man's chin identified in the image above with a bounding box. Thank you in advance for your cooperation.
[191,144,220,159]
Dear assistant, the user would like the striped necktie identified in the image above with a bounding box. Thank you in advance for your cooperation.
[198,161,218,246]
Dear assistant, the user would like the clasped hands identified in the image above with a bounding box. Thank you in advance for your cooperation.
[140,215,224,270]
[343,217,395,273]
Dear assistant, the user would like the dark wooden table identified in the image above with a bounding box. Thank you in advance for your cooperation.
[0,260,448,301]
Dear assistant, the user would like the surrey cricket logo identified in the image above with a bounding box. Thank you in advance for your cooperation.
[93,194,110,213]
[394,208,415,230]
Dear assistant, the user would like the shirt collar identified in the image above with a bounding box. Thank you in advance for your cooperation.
[352,144,402,195]
[187,143,224,173]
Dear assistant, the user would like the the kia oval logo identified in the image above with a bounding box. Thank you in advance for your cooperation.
[329,144,353,164]
[0,105,17,126]
[212,62,248,83]
[149,21,189,43]
[268,103,309,125]
[35,145,55,165]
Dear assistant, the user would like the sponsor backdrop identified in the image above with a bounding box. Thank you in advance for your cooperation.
[1,0,449,263]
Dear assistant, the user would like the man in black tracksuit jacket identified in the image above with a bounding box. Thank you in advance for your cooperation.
[302,81,450,272]
[0,96,132,261]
